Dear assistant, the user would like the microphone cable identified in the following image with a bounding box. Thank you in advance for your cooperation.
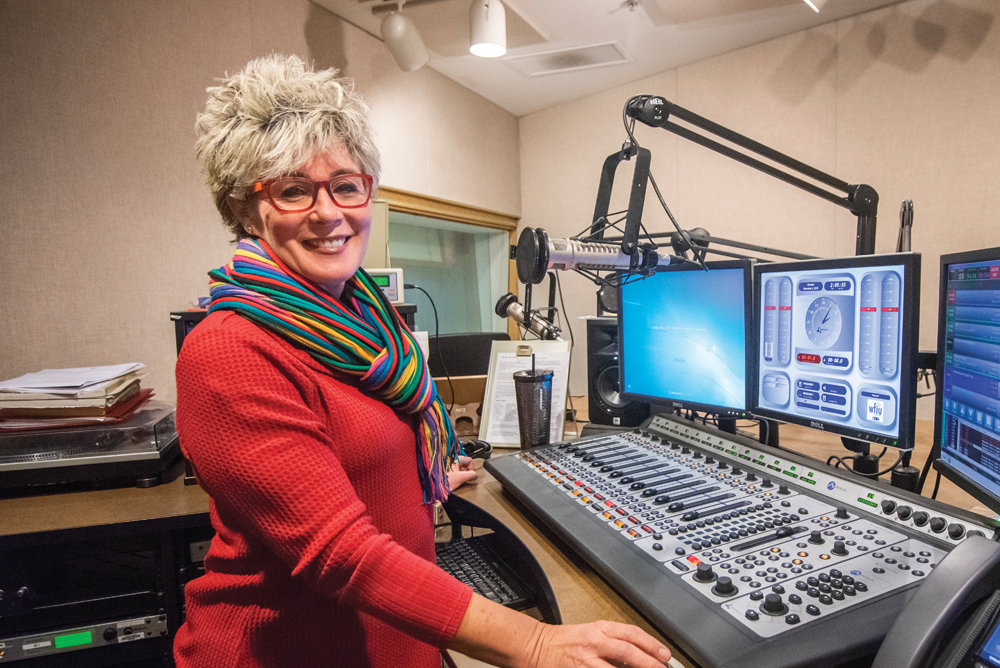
[404,283,454,413]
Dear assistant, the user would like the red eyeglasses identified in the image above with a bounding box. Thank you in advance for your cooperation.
[251,174,373,213]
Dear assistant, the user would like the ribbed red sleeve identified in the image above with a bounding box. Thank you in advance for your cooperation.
[173,312,472,668]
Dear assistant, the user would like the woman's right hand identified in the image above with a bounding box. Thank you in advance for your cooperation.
[526,619,671,668]
[451,594,671,668]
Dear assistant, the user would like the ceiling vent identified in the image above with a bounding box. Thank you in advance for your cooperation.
[503,42,631,77]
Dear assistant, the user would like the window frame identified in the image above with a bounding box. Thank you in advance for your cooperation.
[377,186,520,340]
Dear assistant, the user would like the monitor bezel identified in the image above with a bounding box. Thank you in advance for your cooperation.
[933,246,1000,514]
[617,258,755,420]
[751,252,921,449]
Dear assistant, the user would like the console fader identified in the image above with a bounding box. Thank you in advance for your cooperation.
[485,413,995,668]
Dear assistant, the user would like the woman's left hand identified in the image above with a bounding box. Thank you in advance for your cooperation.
[447,455,477,490]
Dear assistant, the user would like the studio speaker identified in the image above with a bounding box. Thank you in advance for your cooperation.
[587,318,649,427]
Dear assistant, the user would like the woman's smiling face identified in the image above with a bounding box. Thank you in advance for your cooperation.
[238,147,372,300]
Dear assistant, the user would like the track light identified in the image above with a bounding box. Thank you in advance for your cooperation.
[803,0,829,11]
[470,0,506,58]
[381,5,430,72]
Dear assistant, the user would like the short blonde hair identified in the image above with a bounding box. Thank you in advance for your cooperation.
[195,54,381,239]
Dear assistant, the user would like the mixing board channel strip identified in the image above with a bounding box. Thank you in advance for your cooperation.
[485,414,994,668]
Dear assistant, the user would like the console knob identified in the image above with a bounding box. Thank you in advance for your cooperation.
[693,452,704,460]
[718,461,730,470]
[745,472,758,482]
[671,443,681,451]
[809,530,825,545]
[912,511,930,527]
[948,523,966,540]
[731,467,743,476]
[761,479,774,488]
[633,428,642,434]
[880,499,897,514]
[835,507,850,519]
[896,505,913,521]
[929,517,947,533]
[681,447,691,454]
[762,593,785,615]
[832,541,848,556]
[713,577,736,596]
[778,484,790,495]
[694,562,716,583]
[651,435,661,443]
[705,456,716,465]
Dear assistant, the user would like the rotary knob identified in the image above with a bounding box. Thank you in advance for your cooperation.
[694,562,717,583]
[718,461,730,470]
[929,517,947,533]
[713,577,737,597]
[809,530,825,545]
[681,447,691,454]
[880,499,897,514]
[745,472,758,482]
[731,467,743,476]
[948,524,966,540]
[912,511,930,527]
[762,593,786,615]
[778,484,791,495]
[651,435,661,443]
[692,452,704,460]
[832,541,848,556]
[705,456,716,465]
[896,505,913,521]
[835,507,850,519]
[761,479,774,488]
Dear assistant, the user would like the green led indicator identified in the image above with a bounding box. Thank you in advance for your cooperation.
[54,631,92,649]
[790,466,797,471]
[867,493,875,499]
[808,472,815,478]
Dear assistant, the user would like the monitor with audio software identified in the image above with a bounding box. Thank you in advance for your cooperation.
[934,247,1000,513]
[618,259,753,419]
[752,253,921,448]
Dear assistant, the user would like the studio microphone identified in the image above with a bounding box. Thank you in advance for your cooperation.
[494,293,563,341]
[516,227,674,285]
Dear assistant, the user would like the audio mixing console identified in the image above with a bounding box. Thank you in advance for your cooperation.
[485,413,996,668]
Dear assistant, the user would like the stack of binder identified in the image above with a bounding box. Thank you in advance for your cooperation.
[0,363,153,430]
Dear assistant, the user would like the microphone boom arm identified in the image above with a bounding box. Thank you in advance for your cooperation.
[625,96,879,256]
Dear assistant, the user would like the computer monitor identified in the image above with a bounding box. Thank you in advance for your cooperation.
[752,253,921,448]
[933,247,1000,513]
[618,259,753,419]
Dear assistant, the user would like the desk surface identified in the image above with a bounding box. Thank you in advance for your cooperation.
[0,468,210,538]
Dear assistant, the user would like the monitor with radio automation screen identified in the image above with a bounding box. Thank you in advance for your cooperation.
[933,246,1000,513]
[618,259,754,419]
[752,253,921,448]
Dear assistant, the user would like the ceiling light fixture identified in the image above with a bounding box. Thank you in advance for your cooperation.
[380,3,430,72]
[469,0,506,58]
[802,0,829,12]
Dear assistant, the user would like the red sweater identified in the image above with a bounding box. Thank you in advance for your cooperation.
[173,311,472,668]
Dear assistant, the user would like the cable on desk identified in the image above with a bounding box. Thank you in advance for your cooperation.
[405,284,453,413]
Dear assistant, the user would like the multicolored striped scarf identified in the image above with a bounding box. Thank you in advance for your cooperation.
[208,238,459,503]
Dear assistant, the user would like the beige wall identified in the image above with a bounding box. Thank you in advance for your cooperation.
[519,0,1000,423]
[0,0,520,403]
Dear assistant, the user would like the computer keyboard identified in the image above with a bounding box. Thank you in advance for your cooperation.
[436,533,536,610]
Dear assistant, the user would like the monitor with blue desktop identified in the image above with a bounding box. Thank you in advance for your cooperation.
[752,253,921,448]
[618,259,753,420]
[934,246,1000,513]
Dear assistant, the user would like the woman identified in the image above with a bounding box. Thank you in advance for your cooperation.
[176,54,672,668]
